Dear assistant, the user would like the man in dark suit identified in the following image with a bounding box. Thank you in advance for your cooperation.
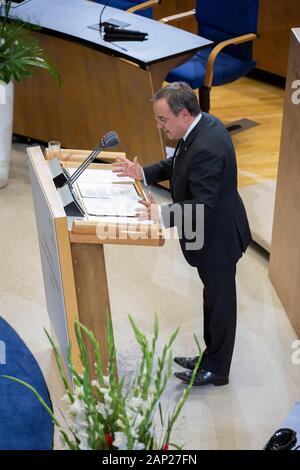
[112,82,252,386]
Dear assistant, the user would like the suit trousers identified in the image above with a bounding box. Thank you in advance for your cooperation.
[197,263,237,376]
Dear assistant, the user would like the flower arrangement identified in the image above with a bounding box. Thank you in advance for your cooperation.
[4,315,201,450]
[0,0,60,84]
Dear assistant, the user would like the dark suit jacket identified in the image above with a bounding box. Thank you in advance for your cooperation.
[143,113,252,268]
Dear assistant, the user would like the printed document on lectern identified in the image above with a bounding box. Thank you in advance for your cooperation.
[66,167,140,217]
[79,182,140,217]
[82,198,139,217]
[77,182,139,200]
[67,168,134,184]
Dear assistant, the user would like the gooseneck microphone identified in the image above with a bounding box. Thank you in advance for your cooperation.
[48,131,119,217]
[67,131,120,186]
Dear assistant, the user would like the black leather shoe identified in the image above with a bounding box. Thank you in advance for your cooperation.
[264,428,297,450]
[173,356,200,370]
[174,368,229,386]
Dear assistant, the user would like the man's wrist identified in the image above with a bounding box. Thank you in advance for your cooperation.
[141,168,147,185]
[157,205,165,228]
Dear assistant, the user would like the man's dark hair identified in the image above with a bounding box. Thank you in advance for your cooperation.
[151,82,201,117]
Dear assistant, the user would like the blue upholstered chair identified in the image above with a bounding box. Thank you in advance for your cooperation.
[162,0,259,113]
[92,1,160,19]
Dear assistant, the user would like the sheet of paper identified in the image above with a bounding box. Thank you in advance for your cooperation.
[82,197,139,217]
[77,182,140,200]
[67,168,134,184]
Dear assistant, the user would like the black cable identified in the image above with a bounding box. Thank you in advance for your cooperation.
[98,0,111,41]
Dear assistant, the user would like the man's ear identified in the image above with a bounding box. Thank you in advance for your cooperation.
[181,108,191,121]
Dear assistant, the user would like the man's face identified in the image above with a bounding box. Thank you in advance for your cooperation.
[153,98,190,140]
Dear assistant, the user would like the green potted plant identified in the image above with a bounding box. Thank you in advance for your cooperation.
[0,0,60,188]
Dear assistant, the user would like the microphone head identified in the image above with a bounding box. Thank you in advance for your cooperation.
[101,131,120,148]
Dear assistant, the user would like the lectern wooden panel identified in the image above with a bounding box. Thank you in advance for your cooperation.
[269,29,300,337]
[16,33,167,165]
[28,146,164,378]
[253,0,300,77]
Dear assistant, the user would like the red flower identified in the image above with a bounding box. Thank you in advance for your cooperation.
[105,433,113,449]
[162,443,169,450]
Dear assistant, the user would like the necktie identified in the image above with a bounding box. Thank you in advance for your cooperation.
[173,138,184,168]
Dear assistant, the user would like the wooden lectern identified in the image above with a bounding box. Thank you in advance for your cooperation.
[269,29,300,338]
[27,146,164,377]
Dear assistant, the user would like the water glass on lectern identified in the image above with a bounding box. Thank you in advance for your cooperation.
[48,140,61,159]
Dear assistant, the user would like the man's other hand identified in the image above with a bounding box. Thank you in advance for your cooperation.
[112,155,143,180]
[136,192,160,222]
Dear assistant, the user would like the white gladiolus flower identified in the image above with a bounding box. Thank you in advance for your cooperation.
[69,398,86,422]
[103,376,109,386]
[134,441,145,450]
[88,415,94,427]
[61,393,71,404]
[74,416,88,431]
[96,402,107,417]
[142,396,154,414]
[72,386,84,402]
[78,429,91,450]
[128,397,144,409]
[133,413,143,428]
[79,442,91,450]
[116,418,124,428]
[113,432,128,450]
[131,428,139,439]
[103,393,113,405]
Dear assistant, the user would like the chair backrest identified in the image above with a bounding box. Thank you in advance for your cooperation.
[196,0,259,61]
[93,1,153,18]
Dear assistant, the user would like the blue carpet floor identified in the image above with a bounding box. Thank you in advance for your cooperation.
[0,316,54,450]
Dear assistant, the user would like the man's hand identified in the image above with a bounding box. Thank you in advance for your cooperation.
[136,192,160,222]
[112,155,143,180]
